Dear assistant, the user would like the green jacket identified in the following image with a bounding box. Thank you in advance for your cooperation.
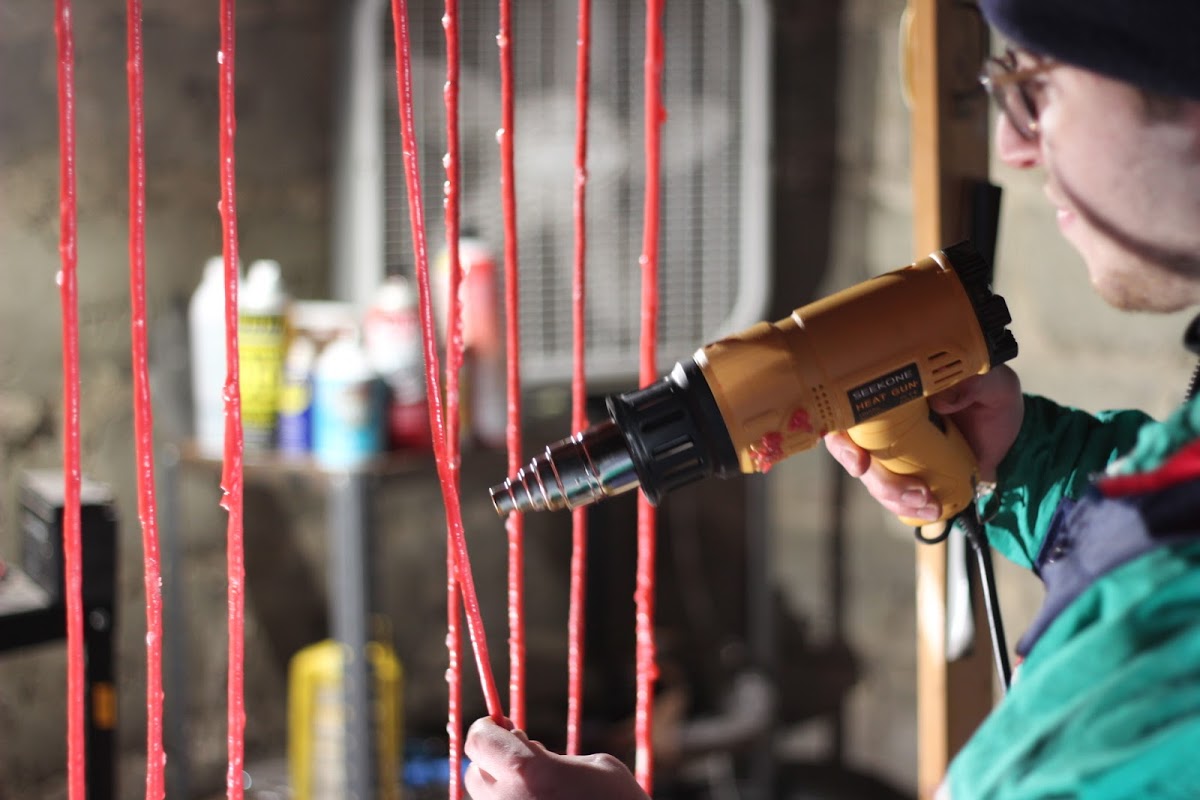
[944,388,1200,799]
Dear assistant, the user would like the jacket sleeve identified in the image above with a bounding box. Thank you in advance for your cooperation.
[980,394,1152,569]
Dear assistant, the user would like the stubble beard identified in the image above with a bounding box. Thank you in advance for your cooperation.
[1055,172,1200,312]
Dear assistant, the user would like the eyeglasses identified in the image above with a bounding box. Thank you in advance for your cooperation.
[978,49,1058,141]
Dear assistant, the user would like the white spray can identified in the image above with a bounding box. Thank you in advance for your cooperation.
[189,256,236,458]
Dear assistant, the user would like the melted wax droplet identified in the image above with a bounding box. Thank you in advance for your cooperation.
[750,432,785,473]
[788,408,813,433]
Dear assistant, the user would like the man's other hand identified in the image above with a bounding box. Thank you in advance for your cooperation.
[464,717,651,800]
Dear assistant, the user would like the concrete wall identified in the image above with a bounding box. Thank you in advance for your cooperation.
[1,1,1196,798]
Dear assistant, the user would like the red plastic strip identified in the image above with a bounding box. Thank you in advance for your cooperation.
[442,0,465,796]
[125,1,166,795]
[635,0,666,790]
[1098,439,1200,498]
[497,0,527,733]
[53,4,85,797]
[391,0,504,720]
[566,0,592,757]
[216,0,247,797]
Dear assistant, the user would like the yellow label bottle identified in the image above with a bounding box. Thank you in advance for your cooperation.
[288,639,404,800]
[239,259,288,451]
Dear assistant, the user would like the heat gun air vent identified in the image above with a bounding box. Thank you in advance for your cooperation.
[926,352,965,389]
[811,385,835,431]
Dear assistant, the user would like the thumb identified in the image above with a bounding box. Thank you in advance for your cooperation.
[929,384,972,415]
[929,368,1012,415]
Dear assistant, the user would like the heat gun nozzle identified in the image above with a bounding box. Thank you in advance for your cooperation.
[488,421,642,515]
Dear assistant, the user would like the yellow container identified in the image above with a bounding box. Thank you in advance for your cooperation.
[288,639,403,800]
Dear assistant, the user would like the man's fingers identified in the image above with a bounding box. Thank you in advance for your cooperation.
[826,433,939,519]
[928,386,969,415]
[858,461,940,521]
[463,763,495,799]
[823,433,871,477]
[463,718,494,764]
[928,366,1023,480]
[929,366,1020,415]
[928,372,987,414]
[465,717,534,773]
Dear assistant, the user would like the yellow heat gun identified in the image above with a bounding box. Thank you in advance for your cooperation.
[490,242,1017,526]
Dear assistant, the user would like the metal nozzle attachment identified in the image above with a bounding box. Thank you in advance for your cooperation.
[490,360,738,515]
[489,420,641,515]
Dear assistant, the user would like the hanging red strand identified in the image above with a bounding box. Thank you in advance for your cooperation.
[53,3,86,798]
[635,0,666,790]
[496,0,527,733]
[390,0,504,721]
[566,0,592,758]
[442,0,466,796]
[125,0,167,795]
[216,0,247,797]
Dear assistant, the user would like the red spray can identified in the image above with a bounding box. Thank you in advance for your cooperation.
[364,275,431,451]
[434,237,505,449]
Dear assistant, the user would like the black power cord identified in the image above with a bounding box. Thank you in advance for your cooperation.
[914,508,1012,692]
[956,508,1012,691]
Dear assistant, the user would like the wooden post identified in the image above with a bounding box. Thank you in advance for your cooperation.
[904,1,995,797]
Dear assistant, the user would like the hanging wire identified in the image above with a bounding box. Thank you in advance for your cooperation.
[914,508,1012,691]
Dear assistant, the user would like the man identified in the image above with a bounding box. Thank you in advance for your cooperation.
[464,0,1200,796]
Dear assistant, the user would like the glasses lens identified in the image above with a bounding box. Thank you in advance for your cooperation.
[981,56,1037,141]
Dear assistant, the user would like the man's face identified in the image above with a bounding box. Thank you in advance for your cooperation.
[995,56,1200,312]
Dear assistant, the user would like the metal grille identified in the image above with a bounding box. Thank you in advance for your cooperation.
[384,1,768,385]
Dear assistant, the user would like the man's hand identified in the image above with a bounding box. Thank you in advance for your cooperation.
[823,366,1023,521]
[464,717,650,800]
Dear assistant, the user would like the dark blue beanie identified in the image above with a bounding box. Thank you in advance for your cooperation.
[980,0,1200,101]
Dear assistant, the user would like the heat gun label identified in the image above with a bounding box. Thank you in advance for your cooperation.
[848,363,923,423]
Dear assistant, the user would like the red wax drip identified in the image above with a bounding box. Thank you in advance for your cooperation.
[391,0,504,720]
[442,1,465,796]
[566,0,592,757]
[789,408,814,433]
[635,0,666,790]
[217,1,247,797]
[126,2,166,795]
[54,4,85,797]
[750,432,785,473]
[497,0,526,733]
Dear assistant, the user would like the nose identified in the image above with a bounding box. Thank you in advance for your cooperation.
[994,114,1040,169]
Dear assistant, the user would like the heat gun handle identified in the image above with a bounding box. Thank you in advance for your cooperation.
[845,399,978,527]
